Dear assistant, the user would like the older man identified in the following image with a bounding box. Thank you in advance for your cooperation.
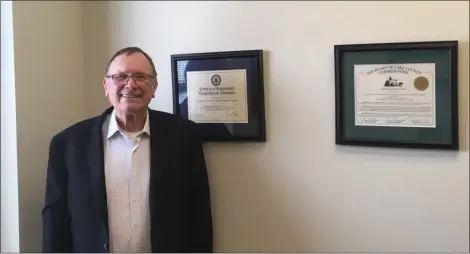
[42,47,213,253]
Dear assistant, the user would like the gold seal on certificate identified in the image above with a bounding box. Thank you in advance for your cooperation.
[414,76,429,91]
[354,63,436,128]
[186,69,249,123]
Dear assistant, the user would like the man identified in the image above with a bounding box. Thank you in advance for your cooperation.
[42,47,213,253]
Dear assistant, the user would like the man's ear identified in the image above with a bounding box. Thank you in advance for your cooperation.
[152,80,158,98]
[103,78,108,96]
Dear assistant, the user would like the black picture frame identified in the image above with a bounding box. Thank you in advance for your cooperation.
[334,40,459,150]
[171,49,266,142]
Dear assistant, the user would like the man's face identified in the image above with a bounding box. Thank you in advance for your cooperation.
[103,52,157,115]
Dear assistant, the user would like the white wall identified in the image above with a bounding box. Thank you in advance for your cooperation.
[1,1,85,252]
[1,0,20,251]
[2,1,468,253]
[83,1,469,253]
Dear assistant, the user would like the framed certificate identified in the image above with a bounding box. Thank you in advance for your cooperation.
[171,50,266,142]
[334,40,459,150]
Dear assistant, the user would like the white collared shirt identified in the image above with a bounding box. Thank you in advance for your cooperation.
[102,109,151,253]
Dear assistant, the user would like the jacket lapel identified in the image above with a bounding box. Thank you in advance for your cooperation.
[88,107,113,233]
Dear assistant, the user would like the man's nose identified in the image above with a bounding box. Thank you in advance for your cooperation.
[124,76,138,87]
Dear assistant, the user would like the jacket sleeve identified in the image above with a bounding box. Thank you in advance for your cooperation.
[189,124,213,252]
[42,135,73,252]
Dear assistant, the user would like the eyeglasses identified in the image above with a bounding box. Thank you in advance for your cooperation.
[106,73,155,86]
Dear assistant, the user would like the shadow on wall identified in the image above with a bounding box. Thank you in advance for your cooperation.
[82,1,113,117]
[457,40,469,151]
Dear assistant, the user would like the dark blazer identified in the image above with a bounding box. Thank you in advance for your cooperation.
[42,106,213,253]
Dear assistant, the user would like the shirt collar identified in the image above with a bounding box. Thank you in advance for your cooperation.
[106,109,150,139]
